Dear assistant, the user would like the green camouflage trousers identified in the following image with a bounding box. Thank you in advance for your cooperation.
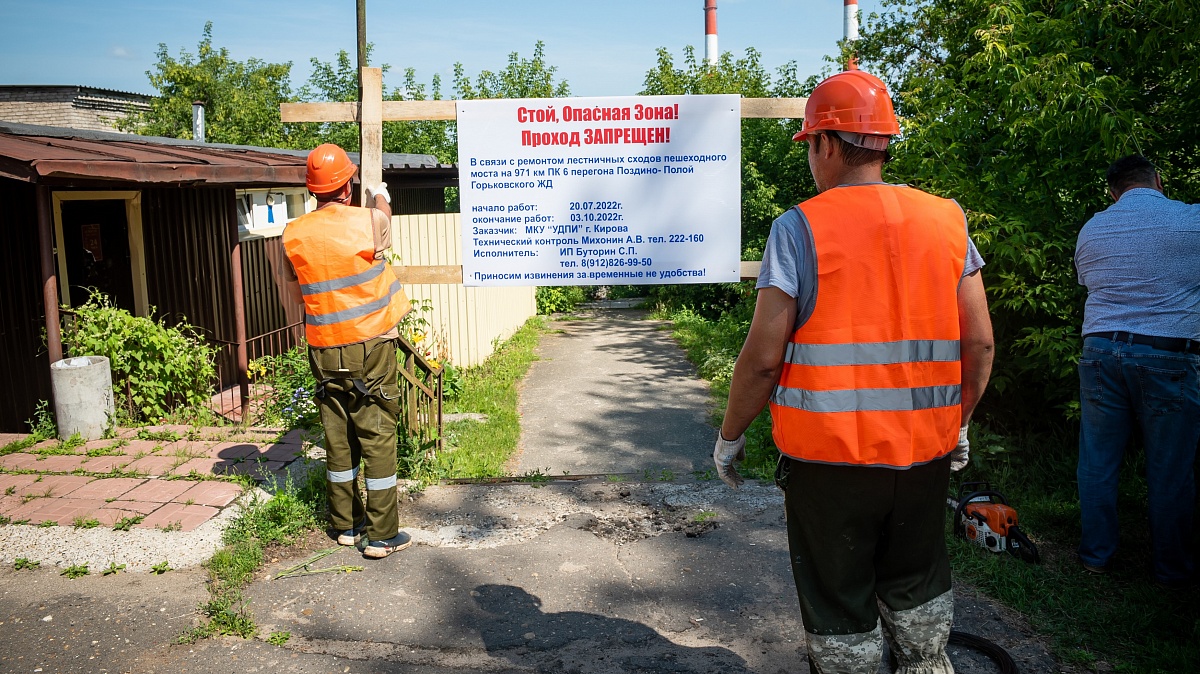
[309,336,401,543]
[779,455,955,674]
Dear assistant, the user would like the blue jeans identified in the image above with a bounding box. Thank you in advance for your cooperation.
[1077,336,1200,583]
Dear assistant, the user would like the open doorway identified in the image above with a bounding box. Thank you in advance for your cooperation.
[52,191,148,315]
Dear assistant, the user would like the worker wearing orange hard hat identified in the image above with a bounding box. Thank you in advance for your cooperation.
[283,143,413,559]
[714,68,995,672]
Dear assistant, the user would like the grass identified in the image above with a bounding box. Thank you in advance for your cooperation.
[657,304,779,481]
[949,435,1200,672]
[177,468,323,645]
[427,317,548,479]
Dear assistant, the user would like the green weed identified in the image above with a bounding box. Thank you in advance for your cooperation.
[112,515,144,531]
[61,563,89,579]
[266,630,291,646]
[178,473,323,645]
[72,516,100,529]
[13,558,39,570]
[693,511,717,523]
[150,560,171,574]
[102,562,126,576]
[137,428,182,442]
[38,519,56,528]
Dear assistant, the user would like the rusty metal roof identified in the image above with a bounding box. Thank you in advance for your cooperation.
[0,122,456,186]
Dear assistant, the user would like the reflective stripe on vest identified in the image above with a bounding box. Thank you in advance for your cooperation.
[282,203,410,347]
[768,185,968,468]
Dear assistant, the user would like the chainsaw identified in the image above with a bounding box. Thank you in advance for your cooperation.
[948,482,1040,564]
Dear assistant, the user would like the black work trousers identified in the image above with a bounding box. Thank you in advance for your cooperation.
[781,455,952,636]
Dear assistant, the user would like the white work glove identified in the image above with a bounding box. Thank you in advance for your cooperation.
[713,432,746,489]
[365,182,390,204]
[950,425,970,472]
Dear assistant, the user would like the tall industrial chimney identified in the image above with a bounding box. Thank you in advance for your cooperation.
[192,101,206,143]
[704,0,718,66]
[843,0,859,70]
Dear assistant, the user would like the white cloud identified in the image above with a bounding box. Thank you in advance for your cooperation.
[109,46,135,59]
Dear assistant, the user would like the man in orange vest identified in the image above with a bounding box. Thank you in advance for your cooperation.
[283,143,413,559]
[713,69,995,672]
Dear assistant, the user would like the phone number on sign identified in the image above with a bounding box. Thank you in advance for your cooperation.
[581,257,653,268]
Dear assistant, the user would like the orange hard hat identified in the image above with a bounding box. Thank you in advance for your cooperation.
[792,69,900,143]
[306,143,357,194]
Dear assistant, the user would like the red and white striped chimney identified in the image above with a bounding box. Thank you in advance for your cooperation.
[843,0,859,70]
[704,0,718,66]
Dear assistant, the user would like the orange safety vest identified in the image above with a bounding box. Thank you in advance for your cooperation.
[769,185,968,468]
[282,203,410,348]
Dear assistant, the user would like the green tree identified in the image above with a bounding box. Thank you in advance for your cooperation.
[852,0,1200,424]
[451,41,570,100]
[294,41,570,164]
[118,22,297,147]
[291,47,456,163]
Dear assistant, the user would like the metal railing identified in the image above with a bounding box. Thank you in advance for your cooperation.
[205,324,443,454]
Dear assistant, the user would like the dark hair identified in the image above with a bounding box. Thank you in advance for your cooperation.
[1106,154,1158,195]
[812,132,890,167]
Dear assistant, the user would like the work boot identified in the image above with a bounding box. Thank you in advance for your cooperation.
[336,518,367,546]
[363,531,412,559]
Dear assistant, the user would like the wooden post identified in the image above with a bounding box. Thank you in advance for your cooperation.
[228,194,250,417]
[356,0,367,97]
[36,184,62,365]
[359,67,383,206]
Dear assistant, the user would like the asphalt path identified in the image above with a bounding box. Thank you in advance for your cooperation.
[514,306,714,477]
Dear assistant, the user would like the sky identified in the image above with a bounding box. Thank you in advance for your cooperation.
[0,0,883,98]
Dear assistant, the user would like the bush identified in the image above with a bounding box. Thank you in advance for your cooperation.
[536,285,587,314]
[61,292,216,423]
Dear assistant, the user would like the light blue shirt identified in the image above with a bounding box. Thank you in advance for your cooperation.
[1075,188,1200,339]
[757,187,984,328]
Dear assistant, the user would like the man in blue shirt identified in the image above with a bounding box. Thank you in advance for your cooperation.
[1075,154,1200,588]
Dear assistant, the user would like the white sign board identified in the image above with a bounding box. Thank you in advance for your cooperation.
[457,95,741,287]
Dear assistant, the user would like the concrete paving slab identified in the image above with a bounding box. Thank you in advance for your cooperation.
[0,453,39,470]
[172,457,232,477]
[175,481,244,508]
[25,497,108,526]
[136,503,220,532]
[79,455,133,472]
[126,455,182,477]
[0,473,38,495]
[121,480,193,504]
[261,442,304,462]
[124,439,168,456]
[35,475,93,498]
[101,500,164,516]
[66,477,146,501]
[0,496,23,516]
[207,441,262,460]
[30,454,89,472]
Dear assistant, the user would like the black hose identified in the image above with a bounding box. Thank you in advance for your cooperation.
[948,630,1019,673]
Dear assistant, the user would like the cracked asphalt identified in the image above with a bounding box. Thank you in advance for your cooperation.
[0,307,1068,672]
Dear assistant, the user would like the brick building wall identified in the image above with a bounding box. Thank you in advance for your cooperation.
[0,86,151,132]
